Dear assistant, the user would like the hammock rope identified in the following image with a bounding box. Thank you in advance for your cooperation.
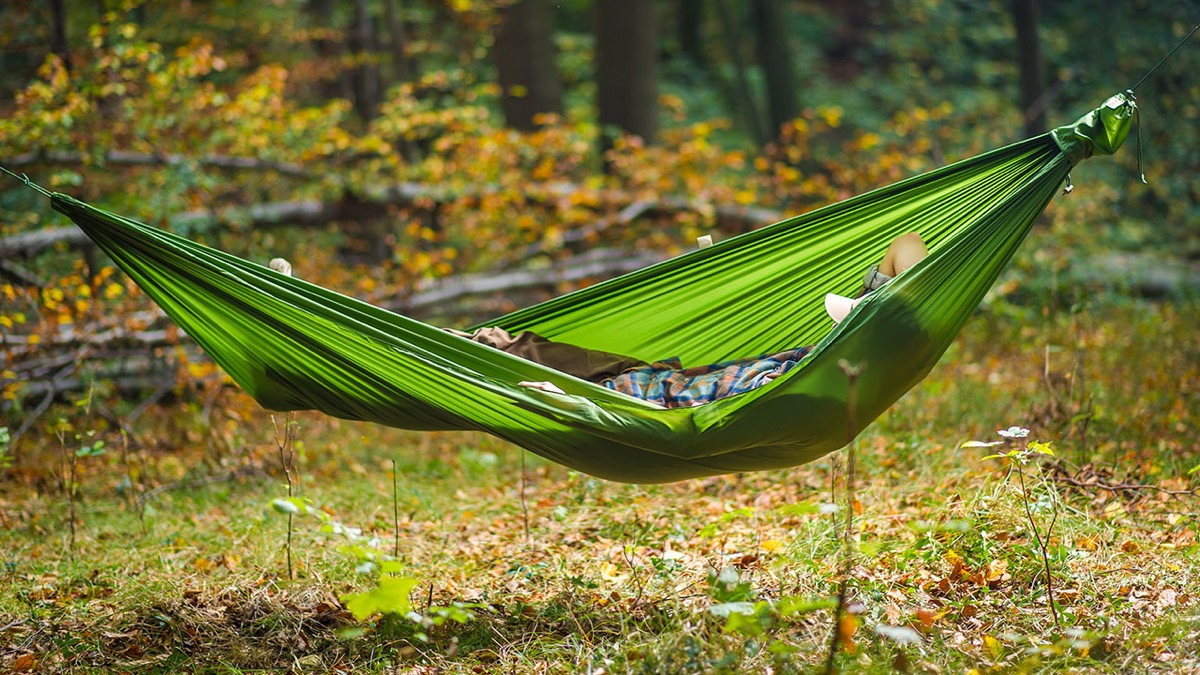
[11,93,1134,483]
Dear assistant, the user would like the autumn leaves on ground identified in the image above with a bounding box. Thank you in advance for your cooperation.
[1,299,1197,673]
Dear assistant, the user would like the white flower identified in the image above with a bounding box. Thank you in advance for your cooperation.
[997,426,1030,439]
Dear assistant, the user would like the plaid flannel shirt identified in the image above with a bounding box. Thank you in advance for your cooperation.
[601,347,812,408]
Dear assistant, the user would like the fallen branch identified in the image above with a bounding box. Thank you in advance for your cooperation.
[1,182,782,259]
[3,248,672,405]
[0,259,46,286]
[8,149,308,178]
[390,247,668,312]
[1050,462,1200,499]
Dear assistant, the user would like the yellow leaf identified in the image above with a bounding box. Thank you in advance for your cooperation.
[837,613,858,653]
[983,634,1004,660]
[761,539,782,553]
[10,652,36,672]
[27,335,40,345]
[984,558,1008,581]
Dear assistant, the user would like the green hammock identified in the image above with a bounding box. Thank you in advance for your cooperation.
[32,93,1133,483]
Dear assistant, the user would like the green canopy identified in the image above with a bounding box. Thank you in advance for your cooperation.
[37,93,1134,483]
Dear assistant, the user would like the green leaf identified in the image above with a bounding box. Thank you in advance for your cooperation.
[709,601,757,618]
[271,497,308,514]
[776,501,819,516]
[340,576,419,621]
[722,606,768,636]
[1028,440,1055,456]
[775,596,836,616]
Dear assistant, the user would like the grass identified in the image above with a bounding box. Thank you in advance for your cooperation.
[1,296,1198,673]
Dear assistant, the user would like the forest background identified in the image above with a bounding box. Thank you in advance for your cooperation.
[1,1,1199,673]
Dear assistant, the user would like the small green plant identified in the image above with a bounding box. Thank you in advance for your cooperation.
[52,387,106,557]
[706,566,837,668]
[267,488,478,646]
[271,413,299,579]
[967,426,1062,630]
[0,426,12,470]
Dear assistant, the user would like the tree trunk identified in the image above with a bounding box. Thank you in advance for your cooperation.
[307,0,354,103]
[49,0,70,72]
[819,0,869,80]
[1012,0,1047,136]
[383,0,413,83]
[713,0,767,145]
[595,0,659,150]
[752,0,799,138]
[350,0,381,122]
[493,0,564,131]
[678,0,705,69]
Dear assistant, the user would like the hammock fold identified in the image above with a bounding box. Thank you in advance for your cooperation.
[43,93,1134,483]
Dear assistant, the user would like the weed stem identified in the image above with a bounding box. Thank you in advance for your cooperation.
[826,360,864,675]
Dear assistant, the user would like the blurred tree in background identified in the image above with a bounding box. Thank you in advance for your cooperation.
[0,0,1197,433]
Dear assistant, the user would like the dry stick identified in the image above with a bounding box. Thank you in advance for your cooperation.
[117,430,147,535]
[391,458,400,559]
[519,449,531,542]
[1051,468,1200,499]
[826,360,864,675]
[62,429,78,558]
[273,413,298,580]
[1017,461,1061,630]
[622,546,648,606]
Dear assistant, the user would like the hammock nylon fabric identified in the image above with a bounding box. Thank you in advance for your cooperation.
[44,93,1133,483]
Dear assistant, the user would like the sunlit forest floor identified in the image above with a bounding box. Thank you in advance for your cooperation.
[2,295,1198,674]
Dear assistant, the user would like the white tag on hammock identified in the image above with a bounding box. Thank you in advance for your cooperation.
[697,234,713,249]
[519,380,565,395]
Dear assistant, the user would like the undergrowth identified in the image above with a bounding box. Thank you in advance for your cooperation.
[1,297,1197,673]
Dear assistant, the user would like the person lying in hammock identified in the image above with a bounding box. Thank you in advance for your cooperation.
[451,232,929,408]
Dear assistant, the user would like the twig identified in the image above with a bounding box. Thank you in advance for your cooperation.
[1017,461,1061,630]
[273,413,298,579]
[1050,466,1200,498]
[118,430,147,535]
[391,458,400,559]
[519,449,531,542]
[826,360,864,675]
[622,546,647,607]
[125,382,174,425]
[11,360,77,442]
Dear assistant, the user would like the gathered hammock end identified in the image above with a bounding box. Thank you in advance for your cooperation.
[1050,91,1136,165]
